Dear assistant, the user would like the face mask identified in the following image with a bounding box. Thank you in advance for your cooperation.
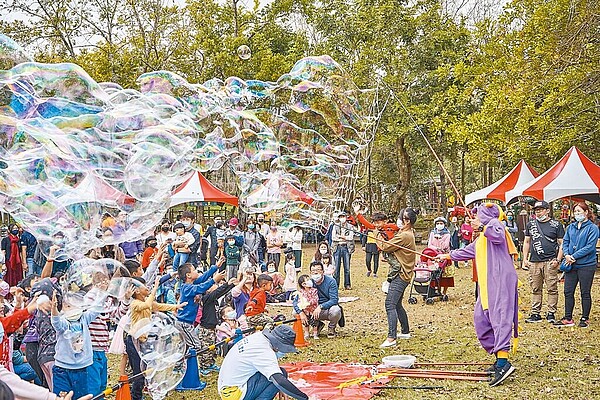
[275,351,286,359]
[268,266,276,273]
[10,229,18,235]
[248,224,255,230]
[149,242,157,248]
[55,237,66,246]
[311,274,322,281]
[537,215,550,222]
[575,214,585,222]
[226,311,237,320]
[507,216,513,220]
[258,218,264,222]
[303,280,313,288]
[228,240,235,246]
[182,221,191,228]
[161,226,169,232]
[339,217,347,223]
[436,224,444,230]
[319,248,328,255]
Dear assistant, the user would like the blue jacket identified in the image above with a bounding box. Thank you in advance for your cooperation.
[313,275,339,310]
[177,266,217,324]
[562,219,599,268]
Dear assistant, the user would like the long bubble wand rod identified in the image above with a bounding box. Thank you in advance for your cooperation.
[383,84,472,217]
[330,222,435,260]
[91,319,297,400]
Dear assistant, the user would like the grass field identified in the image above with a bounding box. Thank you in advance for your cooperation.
[107,243,600,399]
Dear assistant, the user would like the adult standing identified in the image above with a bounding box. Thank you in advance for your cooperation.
[309,261,342,339]
[217,325,308,400]
[266,223,284,271]
[378,208,418,348]
[203,216,223,265]
[554,202,599,328]
[20,229,40,277]
[243,220,261,265]
[286,226,303,272]
[87,228,126,263]
[427,217,454,301]
[113,212,143,260]
[331,211,354,290]
[155,220,176,248]
[1,223,23,287]
[448,216,460,269]
[181,211,201,267]
[522,201,564,323]
[226,217,245,248]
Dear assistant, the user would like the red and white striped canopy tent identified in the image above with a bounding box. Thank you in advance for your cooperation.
[60,174,134,207]
[465,160,539,205]
[505,147,600,204]
[170,171,238,207]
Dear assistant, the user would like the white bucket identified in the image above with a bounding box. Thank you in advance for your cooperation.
[382,355,416,368]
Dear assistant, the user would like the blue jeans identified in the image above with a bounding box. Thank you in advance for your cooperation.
[27,257,41,277]
[173,252,189,271]
[88,351,108,396]
[125,335,144,400]
[243,368,287,400]
[14,362,42,385]
[52,365,90,400]
[385,277,410,338]
[333,245,351,288]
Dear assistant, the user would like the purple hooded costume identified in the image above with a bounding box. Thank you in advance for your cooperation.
[449,204,519,355]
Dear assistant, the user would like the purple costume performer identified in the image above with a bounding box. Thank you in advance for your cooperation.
[448,203,518,386]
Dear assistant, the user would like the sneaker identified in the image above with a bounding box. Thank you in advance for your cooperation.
[579,318,589,328]
[345,286,352,290]
[208,364,220,372]
[485,361,497,374]
[553,318,575,327]
[366,271,371,277]
[373,273,378,278]
[199,368,213,376]
[525,314,543,323]
[441,295,449,302]
[327,327,336,339]
[521,265,529,270]
[316,321,325,336]
[397,333,411,339]
[313,333,320,340]
[546,313,556,323]
[489,361,516,387]
[379,339,396,348]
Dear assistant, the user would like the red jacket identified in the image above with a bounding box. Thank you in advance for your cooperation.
[245,288,267,317]
[1,308,30,370]
[356,214,400,240]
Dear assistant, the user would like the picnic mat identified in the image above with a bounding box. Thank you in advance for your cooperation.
[280,362,393,400]
[275,296,360,306]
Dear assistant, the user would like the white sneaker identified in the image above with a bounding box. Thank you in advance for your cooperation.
[379,339,396,348]
[397,333,411,339]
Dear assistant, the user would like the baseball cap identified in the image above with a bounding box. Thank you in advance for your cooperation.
[229,217,239,226]
[533,200,550,210]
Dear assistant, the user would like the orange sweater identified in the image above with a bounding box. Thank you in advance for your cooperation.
[245,288,267,317]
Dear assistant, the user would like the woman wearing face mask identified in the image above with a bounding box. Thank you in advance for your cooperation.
[88,228,126,263]
[155,220,175,247]
[266,224,283,271]
[141,236,159,270]
[291,275,319,340]
[554,202,599,328]
[312,242,332,263]
[1,224,23,287]
[427,217,454,301]
[232,267,258,326]
[243,220,261,265]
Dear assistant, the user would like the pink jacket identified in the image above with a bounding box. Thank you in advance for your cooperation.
[0,365,58,399]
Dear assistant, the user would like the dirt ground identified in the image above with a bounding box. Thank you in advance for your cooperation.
[107,243,600,399]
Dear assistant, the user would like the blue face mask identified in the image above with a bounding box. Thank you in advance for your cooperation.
[275,351,286,359]
[575,214,585,222]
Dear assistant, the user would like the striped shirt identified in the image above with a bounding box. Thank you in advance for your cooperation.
[89,315,110,351]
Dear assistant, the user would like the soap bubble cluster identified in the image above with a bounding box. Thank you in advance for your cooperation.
[0,34,373,259]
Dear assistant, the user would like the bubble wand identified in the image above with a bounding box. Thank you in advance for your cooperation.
[91,319,297,400]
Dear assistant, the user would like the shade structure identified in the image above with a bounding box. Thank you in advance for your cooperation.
[170,171,238,207]
[465,160,539,205]
[59,174,134,207]
[245,175,314,209]
[505,147,600,204]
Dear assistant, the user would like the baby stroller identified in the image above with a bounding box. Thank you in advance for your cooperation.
[407,248,448,305]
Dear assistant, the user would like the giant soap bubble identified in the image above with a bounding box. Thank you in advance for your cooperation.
[0,34,374,259]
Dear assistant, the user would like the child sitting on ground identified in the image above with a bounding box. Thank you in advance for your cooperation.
[265,261,286,303]
[292,274,320,340]
[245,274,274,329]
[172,223,196,271]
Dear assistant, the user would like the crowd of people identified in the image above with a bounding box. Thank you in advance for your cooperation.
[0,199,597,399]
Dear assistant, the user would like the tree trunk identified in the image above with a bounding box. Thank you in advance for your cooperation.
[390,136,411,214]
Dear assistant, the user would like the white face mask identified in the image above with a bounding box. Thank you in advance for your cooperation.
[436,224,444,230]
[319,248,328,255]
[339,217,347,224]
[311,273,322,281]
[303,280,313,288]
[268,266,276,273]
[575,214,585,222]
[225,311,237,320]
[182,221,191,228]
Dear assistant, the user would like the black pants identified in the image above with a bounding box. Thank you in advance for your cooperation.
[125,335,144,400]
[564,265,597,320]
[365,252,379,274]
[25,342,46,388]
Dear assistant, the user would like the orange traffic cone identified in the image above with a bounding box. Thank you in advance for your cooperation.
[115,375,132,400]
[293,315,309,347]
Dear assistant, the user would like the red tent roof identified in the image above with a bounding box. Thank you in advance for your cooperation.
[465,160,539,205]
[170,171,238,207]
[506,147,600,203]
